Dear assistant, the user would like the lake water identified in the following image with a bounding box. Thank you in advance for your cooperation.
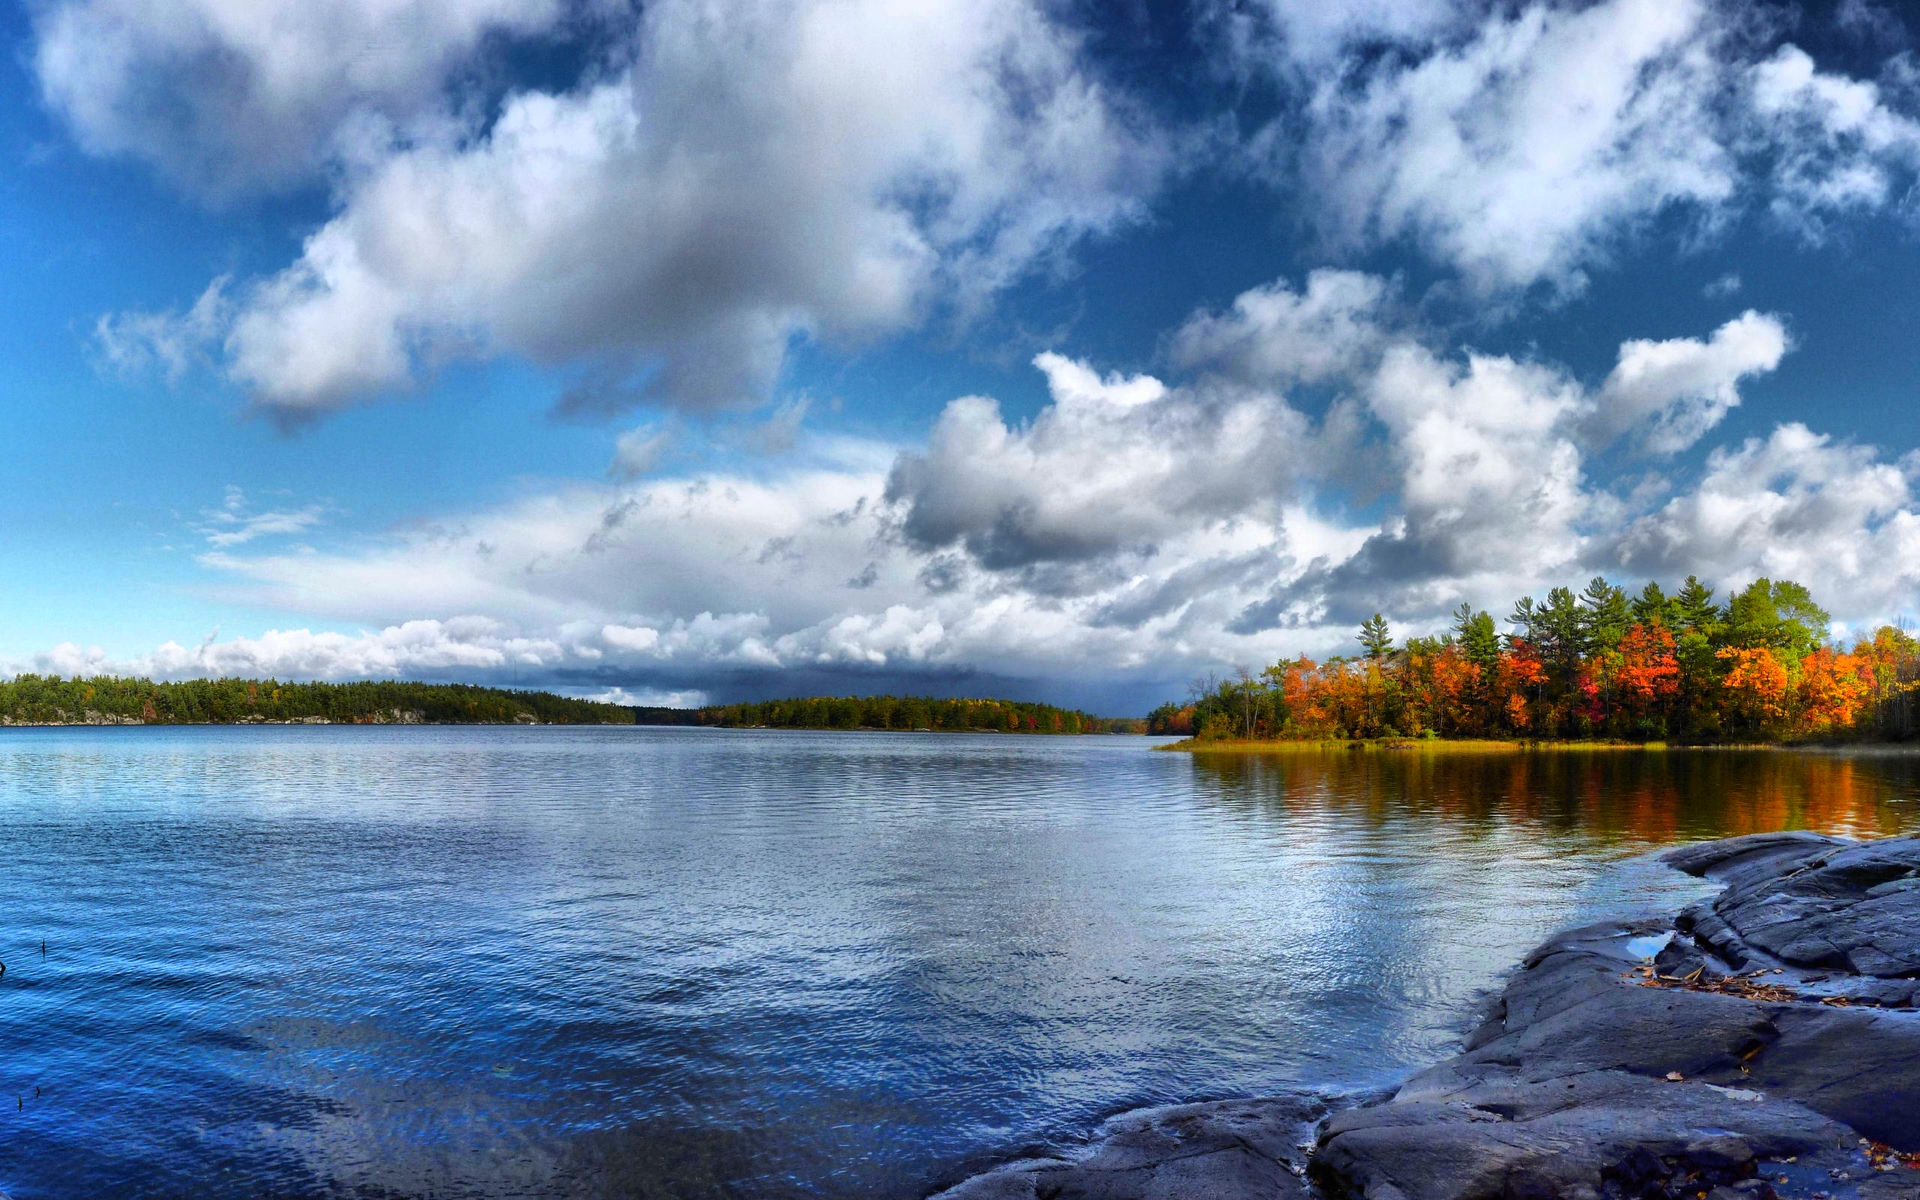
[0,728,1915,1199]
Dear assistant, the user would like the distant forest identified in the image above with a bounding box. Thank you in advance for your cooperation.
[1152,576,1920,744]
[0,676,634,726]
[637,695,1143,734]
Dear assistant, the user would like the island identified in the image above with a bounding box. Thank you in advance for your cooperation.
[935,831,1920,1199]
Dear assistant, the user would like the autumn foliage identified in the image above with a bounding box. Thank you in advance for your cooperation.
[1151,576,1920,744]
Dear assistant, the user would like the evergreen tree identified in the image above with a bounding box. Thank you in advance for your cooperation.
[1507,596,1539,645]
[1451,603,1500,670]
[1357,613,1394,660]
[1674,576,1721,633]
[1578,576,1632,652]
[1536,587,1586,669]
[1631,581,1674,627]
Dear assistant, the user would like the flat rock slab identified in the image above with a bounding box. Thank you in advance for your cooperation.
[1669,832,1920,979]
[931,1095,1327,1200]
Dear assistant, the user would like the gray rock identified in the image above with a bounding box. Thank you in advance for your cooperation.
[1671,834,1920,978]
[931,1095,1325,1200]
[939,834,1920,1200]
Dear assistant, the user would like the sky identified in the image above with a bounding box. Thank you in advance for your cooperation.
[4,0,1920,714]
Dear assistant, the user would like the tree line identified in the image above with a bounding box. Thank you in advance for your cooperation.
[1149,576,1920,744]
[0,675,635,725]
[643,694,1142,734]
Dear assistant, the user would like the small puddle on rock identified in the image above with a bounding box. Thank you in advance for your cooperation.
[1623,932,1674,959]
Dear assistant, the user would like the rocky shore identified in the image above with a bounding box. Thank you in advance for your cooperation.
[935,832,1920,1200]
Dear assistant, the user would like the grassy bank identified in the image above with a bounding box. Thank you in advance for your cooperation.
[1160,737,1678,753]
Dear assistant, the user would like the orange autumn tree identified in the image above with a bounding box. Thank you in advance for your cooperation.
[1715,646,1791,736]
[1795,647,1871,736]
[1614,623,1682,732]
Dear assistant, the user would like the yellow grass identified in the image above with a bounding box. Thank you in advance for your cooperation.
[1158,737,1677,754]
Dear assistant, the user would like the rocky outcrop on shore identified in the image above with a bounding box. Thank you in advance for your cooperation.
[933,832,1920,1200]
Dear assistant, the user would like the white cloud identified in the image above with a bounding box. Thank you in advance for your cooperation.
[1609,424,1920,615]
[32,616,549,682]
[94,278,230,382]
[886,351,1309,569]
[1168,269,1392,384]
[1224,0,1462,69]
[194,486,329,548]
[1235,0,1920,294]
[99,0,1170,419]
[1746,44,1920,238]
[32,0,571,198]
[1587,311,1790,454]
[1294,0,1737,294]
[31,276,1920,706]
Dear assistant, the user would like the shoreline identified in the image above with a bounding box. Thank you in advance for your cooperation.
[934,831,1920,1200]
[1158,736,1913,754]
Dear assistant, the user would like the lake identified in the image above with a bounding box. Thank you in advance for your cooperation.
[0,728,1913,1199]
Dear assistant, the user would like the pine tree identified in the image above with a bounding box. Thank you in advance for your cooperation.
[1451,602,1500,670]
[1674,576,1720,633]
[1507,596,1539,645]
[1357,613,1394,660]
[1578,576,1632,652]
[1631,581,1674,627]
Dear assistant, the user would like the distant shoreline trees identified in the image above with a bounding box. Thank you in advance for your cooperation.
[647,695,1143,734]
[1150,576,1920,744]
[0,676,634,726]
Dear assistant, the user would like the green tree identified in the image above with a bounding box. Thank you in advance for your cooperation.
[1578,577,1632,652]
[1674,575,1721,634]
[1724,578,1830,664]
[1630,581,1675,627]
[1507,596,1539,645]
[1536,586,1586,671]
[1451,603,1500,670]
[1357,613,1394,660]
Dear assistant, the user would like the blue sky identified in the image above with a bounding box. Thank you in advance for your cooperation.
[4,0,1920,713]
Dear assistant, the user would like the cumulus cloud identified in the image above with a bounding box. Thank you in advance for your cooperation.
[1608,424,1920,616]
[1158,275,1792,628]
[1168,269,1392,384]
[32,0,573,198]
[33,617,560,682]
[1232,0,1920,294]
[85,0,1170,419]
[1294,0,1737,294]
[1586,311,1790,454]
[886,351,1309,569]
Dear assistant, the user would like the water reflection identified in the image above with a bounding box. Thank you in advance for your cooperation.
[1190,747,1920,842]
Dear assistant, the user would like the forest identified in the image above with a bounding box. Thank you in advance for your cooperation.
[1149,576,1920,744]
[643,695,1142,734]
[0,675,634,726]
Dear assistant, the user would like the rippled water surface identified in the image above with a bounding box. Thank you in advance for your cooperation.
[0,728,1916,1199]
